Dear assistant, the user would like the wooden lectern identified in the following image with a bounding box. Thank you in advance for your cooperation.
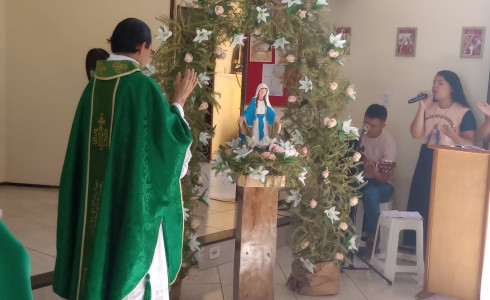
[419,145,490,300]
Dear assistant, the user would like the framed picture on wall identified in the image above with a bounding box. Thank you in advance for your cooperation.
[460,27,485,58]
[395,27,417,57]
[249,35,273,62]
[336,27,351,54]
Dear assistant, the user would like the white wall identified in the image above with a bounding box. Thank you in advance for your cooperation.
[0,0,6,181]
[4,0,170,185]
[327,0,490,210]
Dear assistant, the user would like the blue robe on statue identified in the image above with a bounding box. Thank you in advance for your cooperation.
[241,97,276,143]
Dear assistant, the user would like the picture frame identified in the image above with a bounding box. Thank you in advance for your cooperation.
[249,35,273,63]
[460,27,485,58]
[395,27,417,57]
[336,27,351,54]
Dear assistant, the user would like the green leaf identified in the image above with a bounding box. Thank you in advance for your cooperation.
[286,6,292,14]
[299,98,309,107]
[312,4,324,10]
[198,189,209,205]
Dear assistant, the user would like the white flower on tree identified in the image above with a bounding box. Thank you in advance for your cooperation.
[329,33,347,48]
[348,235,358,251]
[289,189,302,207]
[256,7,269,23]
[273,36,290,49]
[189,233,201,252]
[197,73,210,88]
[233,145,253,160]
[298,167,308,186]
[225,137,241,149]
[292,129,304,145]
[183,207,190,221]
[341,119,359,138]
[316,0,328,6]
[324,206,340,224]
[156,26,172,42]
[199,132,211,145]
[193,28,212,43]
[249,165,270,183]
[232,33,247,47]
[356,171,365,184]
[142,64,156,76]
[299,76,313,93]
[281,0,302,8]
[300,257,316,274]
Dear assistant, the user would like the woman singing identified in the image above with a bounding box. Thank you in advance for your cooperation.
[405,70,476,247]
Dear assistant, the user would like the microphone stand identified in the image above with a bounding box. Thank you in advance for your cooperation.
[341,127,393,285]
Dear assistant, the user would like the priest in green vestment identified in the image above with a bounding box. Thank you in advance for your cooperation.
[53,18,197,300]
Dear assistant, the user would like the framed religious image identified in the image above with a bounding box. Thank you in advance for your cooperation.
[460,27,485,58]
[336,27,351,54]
[395,27,417,57]
[249,35,273,62]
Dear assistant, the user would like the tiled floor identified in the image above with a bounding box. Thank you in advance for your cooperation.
[0,169,459,299]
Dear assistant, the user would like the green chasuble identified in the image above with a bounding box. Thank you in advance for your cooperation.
[0,219,33,300]
[53,60,192,300]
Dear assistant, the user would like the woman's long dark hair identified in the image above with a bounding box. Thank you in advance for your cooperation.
[437,70,470,108]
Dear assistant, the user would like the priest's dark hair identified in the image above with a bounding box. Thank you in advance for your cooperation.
[436,70,471,108]
[108,18,152,53]
[365,104,387,122]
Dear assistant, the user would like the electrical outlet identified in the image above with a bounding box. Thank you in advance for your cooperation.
[381,91,390,107]
[209,246,220,260]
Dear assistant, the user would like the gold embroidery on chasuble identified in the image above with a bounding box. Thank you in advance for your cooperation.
[92,113,110,150]
[112,61,128,74]
[87,180,103,232]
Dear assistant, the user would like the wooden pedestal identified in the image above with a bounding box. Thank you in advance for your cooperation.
[233,176,285,300]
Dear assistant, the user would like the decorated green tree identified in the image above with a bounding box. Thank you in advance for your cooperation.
[150,0,364,293]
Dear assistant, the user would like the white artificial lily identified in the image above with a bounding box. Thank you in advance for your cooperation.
[273,36,290,50]
[298,167,307,186]
[299,76,313,93]
[281,0,302,8]
[348,235,358,251]
[193,28,212,43]
[300,257,316,274]
[289,189,302,207]
[249,166,270,183]
[211,152,223,167]
[356,171,365,184]
[282,141,299,158]
[316,0,328,6]
[183,207,190,220]
[292,129,304,145]
[256,7,269,23]
[342,119,359,138]
[233,145,253,160]
[197,72,211,88]
[142,64,156,76]
[329,33,347,49]
[232,33,247,47]
[225,137,241,149]
[324,206,340,224]
[199,132,211,145]
[221,167,234,183]
[156,26,172,42]
[189,233,201,252]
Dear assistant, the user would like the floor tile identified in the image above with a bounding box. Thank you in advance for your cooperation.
[180,283,224,300]
[28,250,56,276]
[32,286,63,300]
[182,266,220,284]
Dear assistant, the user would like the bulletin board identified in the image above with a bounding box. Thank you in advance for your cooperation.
[244,35,291,106]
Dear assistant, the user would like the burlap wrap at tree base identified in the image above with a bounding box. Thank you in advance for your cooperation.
[286,261,340,296]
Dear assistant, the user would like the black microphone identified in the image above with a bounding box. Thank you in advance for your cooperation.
[408,93,429,104]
